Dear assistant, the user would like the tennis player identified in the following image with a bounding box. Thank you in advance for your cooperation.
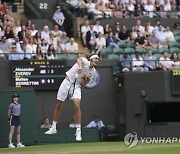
[45,54,99,141]
[8,94,25,148]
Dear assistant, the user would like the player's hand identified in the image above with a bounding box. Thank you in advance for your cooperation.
[82,74,90,85]
[77,67,82,74]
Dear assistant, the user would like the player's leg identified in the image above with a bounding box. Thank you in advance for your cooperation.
[73,98,82,141]
[8,125,15,148]
[45,100,63,134]
[16,126,25,147]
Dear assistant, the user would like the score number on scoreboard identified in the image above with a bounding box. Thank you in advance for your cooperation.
[171,70,180,95]
[11,60,66,90]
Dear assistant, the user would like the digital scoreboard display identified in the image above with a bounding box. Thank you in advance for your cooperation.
[171,70,180,95]
[11,60,66,90]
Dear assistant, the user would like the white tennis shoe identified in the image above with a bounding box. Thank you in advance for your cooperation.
[8,143,15,148]
[17,143,25,148]
[45,127,57,134]
[75,128,82,141]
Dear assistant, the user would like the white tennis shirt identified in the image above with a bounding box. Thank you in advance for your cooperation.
[66,57,96,85]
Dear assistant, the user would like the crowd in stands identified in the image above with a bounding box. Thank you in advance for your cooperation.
[67,0,180,18]
[0,3,79,60]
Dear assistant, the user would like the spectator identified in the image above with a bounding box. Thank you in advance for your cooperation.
[144,49,158,71]
[41,25,50,42]
[135,31,148,49]
[51,24,62,38]
[156,24,166,42]
[14,35,22,53]
[148,30,160,49]
[86,25,98,51]
[159,51,173,70]
[131,25,139,40]
[30,24,38,37]
[86,116,105,130]
[134,0,143,17]
[132,51,148,72]
[164,26,175,42]
[93,19,104,34]
[47,44,57,59]
[35,45,44,60]
[40,117,51,129]
[17,25,26,42]
[81,20,90,47]
[48,32,57,47]
[20,44,32,59]
[4,25,14,39]
[118,25,130,42]
[26,20,32,30]
[103,3,112,18]
[86,0,96,19]
[0,35,10,54]
[66,37,78,54]
[134,19,144,33]
[67,0,81,17]
[40,39,48,55]
[120,51,131,72]
[95,32,106,55]
[61,32,69,49]
[106,32,118,48]
[144,0,155,12]
[13,20,21,36]
[55,39,65,54]
[34,31,41,45]
[126,0,135,17]
[8,45,21,60]
[154,20,165,32]
[143,25,151,38]
[171,52,180,69]
[145,20,154,34]
[113,22,121,33]
[53,5,65,31]
[104,23,112,36]
[164,0,172,11]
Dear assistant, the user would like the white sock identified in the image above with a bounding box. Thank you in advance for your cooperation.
[52,121,57,128]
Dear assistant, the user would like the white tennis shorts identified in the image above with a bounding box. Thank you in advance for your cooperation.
[57,78,81,101]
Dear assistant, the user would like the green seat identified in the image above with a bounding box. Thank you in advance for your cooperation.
[127,41,135,48]
[169,47,180,53]
[106,124,119,141]
[136,47,147,54]
[68,54,78,59]
[168,41,180,48]
[173,30,180,36]
[154,53,162,60]
[158,47,169,54]
[101,48,112,58]
[124,47,135,54]
[148,47,158,54]
[175,35,180,42]
[118,41,127,48]
[108,54,119,60]
[113,48,124,54]
[57,54,68,60]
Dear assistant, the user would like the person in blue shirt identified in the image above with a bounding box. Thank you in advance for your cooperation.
[120,52,131,72]
[8,45,21,60]
[8,94,25,148]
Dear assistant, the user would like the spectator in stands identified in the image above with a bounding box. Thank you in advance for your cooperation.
[95,32,106,55]
[26,20,32,30]
[93,19,104,34]
[113,22,121,33]
[81,20,90,47]
[118,25,130,42]
[134,0,143,17]
[155,24,166,42]
[66,37,78,54]
[145,20,154,34]
[67,0,81,17]
[13,20,21,36]
[163,0,172,11]
[126,0,135,17]
[148,30,160,49]
[4,25,14,39]
[120,51,131,72]
[159,51,173,70]
[8,44,21,60]
[14,35,22,53]
[51,24,62,38]
[86,0,96,19]
[47,44,57,59]
[143,25,151,38]
[48,32,57,47]
[20,44,32,59]
[144,49,158,71]
[61,32,69,49]
[171,52,180,69]
[56,39,65,54]
[30,24,38,37]
[35,45,44,60]
[34,31,41,45]
[144,0,155,13]
[164,26,175,42]
[154,20,165,32]
[104,23,112,36]
[86,25,98,51]
[92,5,104,19]
[97,0,105,11]
[135,31,148,49]
[41,25,50,42]
[0,24,4,38]
[131,25,139,40]
[0,49,4,59]
[0,35,10,54]
[134,19,144,33]
[86,116,105,130]
[103,3,112,18]
[53,6,65,31]
[106,32,118,48]
[132,51,148,72]
[17,25,26,42]
[113,4,124,18]
[40,117,51,129]
[40,39,48,55]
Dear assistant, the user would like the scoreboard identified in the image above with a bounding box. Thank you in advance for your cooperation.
[171,70,180,95]
[11,60,66,90]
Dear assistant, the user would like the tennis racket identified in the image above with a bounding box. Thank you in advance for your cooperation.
[67,74,78,100]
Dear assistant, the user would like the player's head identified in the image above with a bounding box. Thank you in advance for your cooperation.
[12,94,19,102]
[89,54,99,67]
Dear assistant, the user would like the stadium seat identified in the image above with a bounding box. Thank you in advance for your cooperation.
[168,41,180,48]
[113,48,124,55]
[158,47,169,54]
[173,30,180,36]
[105,125,119,141]
[136,47,147,54]
[57,54,68,60]
[118,41,127,48]
[149,47,158,54]
[154,53,162,60]
[169,47,180,53]
[124,47,135,54]
[127,41,135,48]
[175,36,180,42]
[68,54,78,60]
[108,54,119,60]
[101,48,112,58]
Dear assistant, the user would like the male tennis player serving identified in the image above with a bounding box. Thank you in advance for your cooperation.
[45,54,99,141]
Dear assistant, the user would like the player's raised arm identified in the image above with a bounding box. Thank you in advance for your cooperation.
[77,57,83,74]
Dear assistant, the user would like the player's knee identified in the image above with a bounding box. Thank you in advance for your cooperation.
[74,103,81,110]
[56,101,62,110]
